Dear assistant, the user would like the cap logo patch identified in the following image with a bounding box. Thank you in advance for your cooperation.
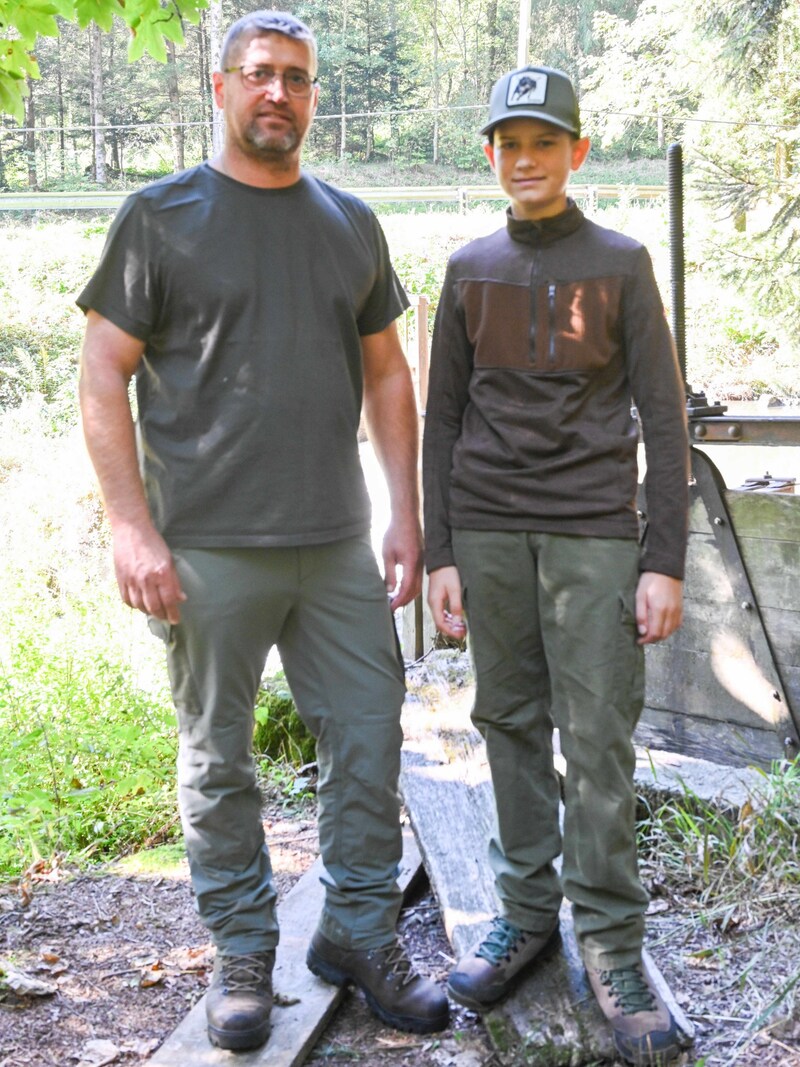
[507,71,547,107]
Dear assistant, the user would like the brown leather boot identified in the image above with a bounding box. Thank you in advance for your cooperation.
[206,950,274,1051]
[586,957,685,1066]
[307,930,449,1033]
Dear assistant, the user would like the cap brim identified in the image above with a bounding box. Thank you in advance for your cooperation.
[480,109,579,137]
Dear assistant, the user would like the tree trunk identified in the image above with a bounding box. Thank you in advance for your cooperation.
[56,35,66,176]
[340,0,348,161]
[432,0,440,164]
[167,39,185,172]
[209,0,225,156]
[25,78,38,189]
[91,23,106,185]
[198,15,210,161]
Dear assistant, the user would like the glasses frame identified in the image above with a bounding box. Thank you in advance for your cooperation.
[223,64,319,98]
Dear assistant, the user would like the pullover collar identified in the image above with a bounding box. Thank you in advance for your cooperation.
[506,198,584,247]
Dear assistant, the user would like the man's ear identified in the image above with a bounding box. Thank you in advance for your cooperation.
[212,70,225,110]
[571,136,591,173]
[483,140,497,172]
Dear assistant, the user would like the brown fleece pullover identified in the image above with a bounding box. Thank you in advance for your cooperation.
[422,201,689,578]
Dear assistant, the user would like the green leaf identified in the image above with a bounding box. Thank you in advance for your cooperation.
[74,0,121,31]
[5,0,62,45]
[127,14,168,63]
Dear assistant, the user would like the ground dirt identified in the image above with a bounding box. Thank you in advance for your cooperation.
[2,672,800,1067]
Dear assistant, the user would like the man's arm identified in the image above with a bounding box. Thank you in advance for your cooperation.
[79,310,186,623]
[361,321,423,611]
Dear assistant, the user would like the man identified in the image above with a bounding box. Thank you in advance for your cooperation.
[78,10,448,1052]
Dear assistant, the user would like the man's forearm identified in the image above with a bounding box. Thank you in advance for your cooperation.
[364,369,420,517]
[79,370,152,532]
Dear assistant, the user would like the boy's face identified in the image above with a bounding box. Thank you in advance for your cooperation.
[484,118,590,221]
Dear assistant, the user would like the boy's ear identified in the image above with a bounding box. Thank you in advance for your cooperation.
[483,140,497,172]
[571,136,591,173]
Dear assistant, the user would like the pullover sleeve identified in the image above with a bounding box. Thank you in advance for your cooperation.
[623,247,689,579]
[422,262,473,572]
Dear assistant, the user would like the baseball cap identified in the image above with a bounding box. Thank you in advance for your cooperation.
[480,66,580,138]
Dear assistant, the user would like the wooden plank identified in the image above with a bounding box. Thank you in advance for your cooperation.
[636,706,787,768]
[400,695,694,1065]
[145,830,422,1067]
[726,491,800,542]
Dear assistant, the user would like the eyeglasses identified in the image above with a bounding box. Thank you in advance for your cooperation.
[224,65,318,98]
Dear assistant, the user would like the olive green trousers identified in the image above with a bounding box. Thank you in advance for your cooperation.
[149,537,406,955]
[452,529,648,970]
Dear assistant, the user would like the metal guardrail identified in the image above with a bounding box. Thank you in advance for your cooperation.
[0,184,667,212]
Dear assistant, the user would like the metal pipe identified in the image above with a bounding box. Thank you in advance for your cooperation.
[667,142,686,386]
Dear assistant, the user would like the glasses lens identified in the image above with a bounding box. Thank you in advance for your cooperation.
[240,67,313,96]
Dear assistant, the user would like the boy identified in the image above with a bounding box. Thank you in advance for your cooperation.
[422,65,690,1066]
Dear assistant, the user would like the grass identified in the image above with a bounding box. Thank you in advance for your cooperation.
[637,760,800,900]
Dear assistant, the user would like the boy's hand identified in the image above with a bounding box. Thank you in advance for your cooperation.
[427,566,467,639]
[635,572,683,645]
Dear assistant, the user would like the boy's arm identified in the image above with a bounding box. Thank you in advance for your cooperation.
[623,247,690,583]
[636,572,683,645]
[428,566,468,639]
[422,261,473,576]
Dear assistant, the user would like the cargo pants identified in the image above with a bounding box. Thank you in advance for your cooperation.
[149,536,406,956]
[452,529,649,970]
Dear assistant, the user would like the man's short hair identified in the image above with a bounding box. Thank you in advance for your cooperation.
[220,10,318,72]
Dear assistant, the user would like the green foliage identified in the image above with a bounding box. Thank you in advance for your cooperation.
[0,403,181,877]
[0,619,179,875]
[637,761,800,897]
[253,674,316,767]
[0,0,206,122]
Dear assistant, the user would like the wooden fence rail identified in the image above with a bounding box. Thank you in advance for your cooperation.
[0,183,666,213]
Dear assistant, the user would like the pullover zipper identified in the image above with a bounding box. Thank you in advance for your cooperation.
[547,283,557,363]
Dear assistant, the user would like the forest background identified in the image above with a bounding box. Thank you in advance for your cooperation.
[0,0,799,879]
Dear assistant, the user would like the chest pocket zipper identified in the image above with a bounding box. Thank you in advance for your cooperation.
[547,283,557,364]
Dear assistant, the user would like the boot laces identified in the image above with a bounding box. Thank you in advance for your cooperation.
[220,952,272,994]
[476,917,525,966]
[372,941,417,987]
[600,966,656,1015]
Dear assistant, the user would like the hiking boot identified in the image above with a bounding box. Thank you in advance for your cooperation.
[206,950,274,1051]
[586,958,684,1066]
[306,930,449,1033]
[447,915,561,1010]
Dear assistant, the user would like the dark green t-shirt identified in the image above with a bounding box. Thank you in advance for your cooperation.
[77,164,410,548]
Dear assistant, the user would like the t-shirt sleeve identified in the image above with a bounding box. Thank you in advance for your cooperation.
[76,194,161,342]
[355,211,410,336]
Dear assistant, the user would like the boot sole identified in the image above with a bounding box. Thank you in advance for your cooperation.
[447,926,562,1012]
[307,947,450,1034]
[207,1019,271,1051]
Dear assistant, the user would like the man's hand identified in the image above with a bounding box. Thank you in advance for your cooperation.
[427,565,467,639]
[112,521,187,624]
[635,571,683,645]
[383,514,423,611]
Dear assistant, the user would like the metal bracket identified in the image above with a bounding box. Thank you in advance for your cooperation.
[690,447,799,759]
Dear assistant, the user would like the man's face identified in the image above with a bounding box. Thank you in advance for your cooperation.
[484,118,590,221]
[213,32,319,163]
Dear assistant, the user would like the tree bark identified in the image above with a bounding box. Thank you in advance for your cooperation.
[90,23,106,185]
[166,39,185,172]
